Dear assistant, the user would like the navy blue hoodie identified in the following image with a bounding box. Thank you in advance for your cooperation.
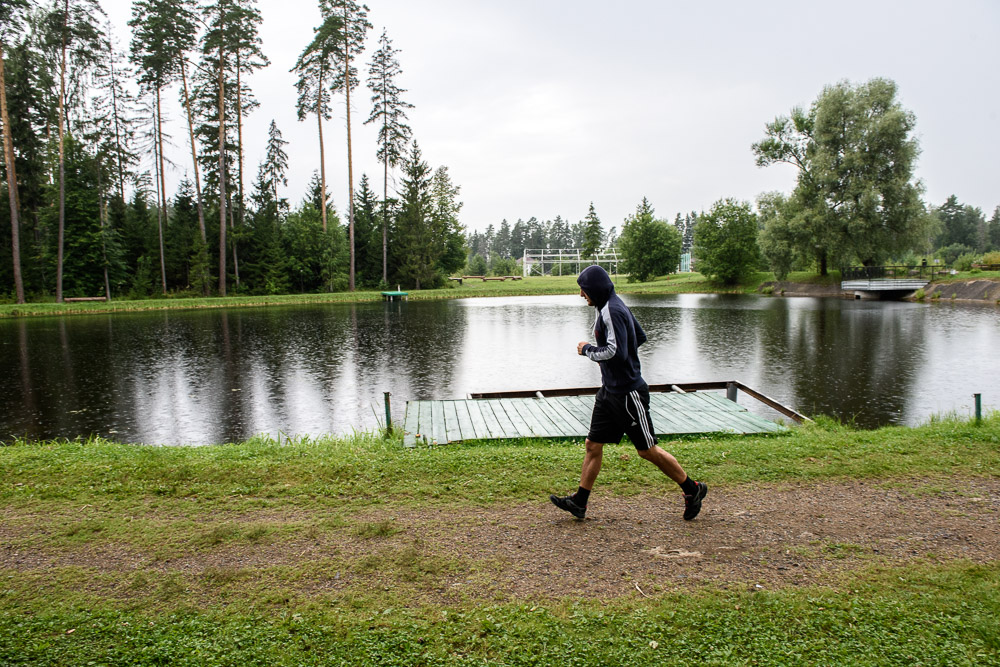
[577,265,647,394]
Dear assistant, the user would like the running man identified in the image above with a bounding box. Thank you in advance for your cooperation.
[550,265,707,520]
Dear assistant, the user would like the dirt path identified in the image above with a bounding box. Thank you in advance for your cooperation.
[4,477,999,602]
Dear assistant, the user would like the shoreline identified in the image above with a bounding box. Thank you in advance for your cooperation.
[2,274,998,319]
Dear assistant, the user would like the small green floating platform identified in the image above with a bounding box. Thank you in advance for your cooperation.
[381,290,408,301]
[402,382,802,447]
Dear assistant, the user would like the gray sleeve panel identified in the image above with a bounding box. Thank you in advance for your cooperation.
[585,305,617,361]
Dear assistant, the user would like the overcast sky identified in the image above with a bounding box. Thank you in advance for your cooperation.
[100,0,1000,233]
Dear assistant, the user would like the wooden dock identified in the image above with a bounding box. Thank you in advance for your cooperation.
[402,390,787,447]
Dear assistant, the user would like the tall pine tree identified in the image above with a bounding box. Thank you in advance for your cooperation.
[365,28,412,284]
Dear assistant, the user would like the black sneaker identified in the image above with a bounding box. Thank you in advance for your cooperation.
[550,494,586,519]
[683,481,708,521]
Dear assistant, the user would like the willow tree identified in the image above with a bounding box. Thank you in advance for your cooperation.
[292,6,342,233]
[753,78,926,271]
[365,28,412,284]
[0,0,29,303]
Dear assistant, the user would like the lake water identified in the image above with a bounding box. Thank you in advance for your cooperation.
[2,294,997,444]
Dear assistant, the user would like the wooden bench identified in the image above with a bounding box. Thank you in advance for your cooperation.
[482,277,507,281]
[461,275,485,280]
[449,277,463,285]
[63,296,107,303]
[972,264,1000,271]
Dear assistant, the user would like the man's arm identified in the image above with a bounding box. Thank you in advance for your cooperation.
[579,307,619,361]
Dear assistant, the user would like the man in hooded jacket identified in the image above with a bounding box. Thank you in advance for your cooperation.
[550,265,708,520]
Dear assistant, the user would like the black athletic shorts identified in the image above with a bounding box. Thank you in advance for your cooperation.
[587,383,657,450]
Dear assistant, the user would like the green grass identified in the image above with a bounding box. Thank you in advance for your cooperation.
[1,562,997,665]
[3,416,999,664]
[0,272,770,319]
[4,269,997,318]
[3,415,999,516]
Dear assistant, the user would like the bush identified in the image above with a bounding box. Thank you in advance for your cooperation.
[982,251,1000,265]
[490,256,518,277]
[466,253,487,276]
[953,253,977,272]
[936,243,974,266]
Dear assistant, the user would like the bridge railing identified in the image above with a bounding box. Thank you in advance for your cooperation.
[841,265,936,281]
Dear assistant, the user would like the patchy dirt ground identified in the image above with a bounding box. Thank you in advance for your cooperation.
[3,477,999,602]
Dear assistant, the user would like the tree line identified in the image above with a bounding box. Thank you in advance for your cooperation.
[472,78,1000,285]
[0,0,465,304]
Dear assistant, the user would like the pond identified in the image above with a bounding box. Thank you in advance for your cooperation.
[2,294,997,444]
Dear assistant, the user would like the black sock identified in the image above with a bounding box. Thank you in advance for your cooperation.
[573,487,590,506]
[680,476,698,495]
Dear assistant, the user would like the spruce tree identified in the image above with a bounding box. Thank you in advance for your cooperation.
[396,141,435,289]
[365,28,412,283]
[581,202,603,259]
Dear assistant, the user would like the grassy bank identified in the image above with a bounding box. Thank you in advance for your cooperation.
[0,273,729,319]
[4,269,998,318]
[2,415,999,664]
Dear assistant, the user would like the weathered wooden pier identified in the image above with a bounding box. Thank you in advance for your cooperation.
[402,381,805,447]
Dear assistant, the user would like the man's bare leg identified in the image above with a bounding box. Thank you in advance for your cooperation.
[579,438,604,490]
[637,445,686,484]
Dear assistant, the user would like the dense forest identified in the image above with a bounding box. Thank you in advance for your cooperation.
[0,0,466,303]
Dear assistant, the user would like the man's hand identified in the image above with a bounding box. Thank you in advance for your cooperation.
[577,341,590,355]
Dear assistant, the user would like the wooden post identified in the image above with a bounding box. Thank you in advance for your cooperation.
[726,382,738,403]
[974,393,982,425]
[384,392,392,435]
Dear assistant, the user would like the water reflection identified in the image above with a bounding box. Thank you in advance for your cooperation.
[1,294,997,444]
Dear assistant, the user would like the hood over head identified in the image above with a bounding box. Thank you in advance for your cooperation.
[577,264,614,309]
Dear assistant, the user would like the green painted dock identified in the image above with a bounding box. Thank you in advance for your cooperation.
[402,390,787,446]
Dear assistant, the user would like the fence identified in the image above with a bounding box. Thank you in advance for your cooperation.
[522,248,620,277]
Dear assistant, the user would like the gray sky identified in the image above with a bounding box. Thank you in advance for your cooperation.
[102,0,1000,233]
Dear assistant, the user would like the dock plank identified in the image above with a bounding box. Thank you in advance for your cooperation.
[431,400,448,444]
[443,401,463,442]
[401,390,785,444]
[509,399,554,437]
[517,398,572,438]
[541,397,590,434]
[418,401,433,444]
[455,400,476,440]
[403,401,419,447]
[464,400,492,439]
[478,400,507,439]
[528,399,579,437]
[498,399,533,437]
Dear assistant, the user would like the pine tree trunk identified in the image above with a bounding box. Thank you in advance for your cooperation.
[0,46,25,304]
[344,9,356,292]
[56,0,68,303]
[229,198,239,291]
[181,60,206,244]
[236,53,244,232]
[97,163,111,301]
[317,71,327,232]
[217,38,227,297]
[108,41,126,203]
[233,56,242,292]
[181,59,209,295]
[382,155,388,284]
[155,86,168,294]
